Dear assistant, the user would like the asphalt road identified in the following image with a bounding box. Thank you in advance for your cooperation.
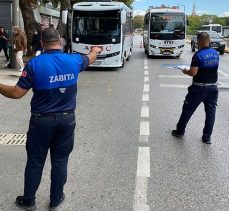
[0,35,229,211]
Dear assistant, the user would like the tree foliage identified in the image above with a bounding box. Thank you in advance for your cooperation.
[20,0,41,54]
[133,15,144,29]
[188,14,229,35]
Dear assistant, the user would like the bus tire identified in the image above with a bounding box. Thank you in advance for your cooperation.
[126,48,132,61]
[121,58,125,68]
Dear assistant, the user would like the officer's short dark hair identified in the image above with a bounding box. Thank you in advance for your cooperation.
[197,32,210,41]
[41,27,60,43]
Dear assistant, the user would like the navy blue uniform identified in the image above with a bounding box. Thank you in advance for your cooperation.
[17,49,89,206]
[176,47,219,140]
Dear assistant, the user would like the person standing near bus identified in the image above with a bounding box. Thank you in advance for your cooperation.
[0,26,10,67]
[0,27,101,211]
[13,26,27,72]
[172,32,219,144]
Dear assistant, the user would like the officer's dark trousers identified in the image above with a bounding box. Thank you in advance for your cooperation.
[177,85,218,139]
[23,113,75,206]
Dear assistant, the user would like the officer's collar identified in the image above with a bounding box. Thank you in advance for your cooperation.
[200,46,210,50]
[44,49,63,53]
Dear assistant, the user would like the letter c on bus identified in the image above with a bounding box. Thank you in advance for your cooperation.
[106,46,111,51]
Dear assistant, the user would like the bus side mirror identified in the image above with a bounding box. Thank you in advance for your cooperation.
[62,10,68,25]
[121,10,127,24]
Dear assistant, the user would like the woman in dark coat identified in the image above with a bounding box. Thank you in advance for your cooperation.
[31,29,41,53]
[0,26,9,66]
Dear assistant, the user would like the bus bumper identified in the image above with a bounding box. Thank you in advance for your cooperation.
[89,56,123,68]
[148,47,184,57]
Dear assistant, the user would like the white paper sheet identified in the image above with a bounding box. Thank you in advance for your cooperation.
[175,65,190,70]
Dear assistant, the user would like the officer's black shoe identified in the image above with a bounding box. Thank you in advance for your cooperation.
[202,137,211,144]
[15,196,37,211]
[49,193,65,211]
[172,130,184,139]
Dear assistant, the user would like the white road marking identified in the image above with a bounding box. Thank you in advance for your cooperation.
[141,106,149,118]
[142,93,149,102]
[160,84,188,89]
[140,121,150,136]
[144,76,149,83]
[144,71,149,76]
[139,135,149,143]
[137,147,150,177]
[133,60,151,211]
[143,84,149,92]
[133,176,150,211]
[142,102,148,106]
[218,69,229,77]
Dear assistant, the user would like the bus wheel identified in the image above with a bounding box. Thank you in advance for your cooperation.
[126,49,132,61]
[121,58,125,68]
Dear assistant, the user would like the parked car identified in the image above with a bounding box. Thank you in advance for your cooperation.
[191,31,226,55]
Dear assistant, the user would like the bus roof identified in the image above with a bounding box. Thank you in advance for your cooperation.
[73,1,132,12]
[202,24,222,26]
[147,8,184,14]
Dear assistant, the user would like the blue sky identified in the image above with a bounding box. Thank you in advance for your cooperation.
[133,0,229,16]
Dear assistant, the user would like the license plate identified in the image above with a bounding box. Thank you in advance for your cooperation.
[163,51,171,55]
[92,61,102,66]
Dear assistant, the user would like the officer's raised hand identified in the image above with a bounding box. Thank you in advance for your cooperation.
[87,47,102,65]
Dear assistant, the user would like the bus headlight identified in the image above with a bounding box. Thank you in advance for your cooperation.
[150,45,159,49]
[112,38,116,43]
[176,45,184,49]
[75,37,79,42]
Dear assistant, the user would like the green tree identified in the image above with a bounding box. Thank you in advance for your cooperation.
[133,15,144,29]
[19,0,41,54]
[187,14,229,35]
[187,15,202,35]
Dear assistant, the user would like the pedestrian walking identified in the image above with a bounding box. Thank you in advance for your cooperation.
[0,27,101,210]
[13,26,27,72]
[172,32,219,144]
[31,29,41,54]
[34,24,46,56]
[0,26,10,67]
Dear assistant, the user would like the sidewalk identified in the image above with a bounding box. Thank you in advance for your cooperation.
[0,54,20,85]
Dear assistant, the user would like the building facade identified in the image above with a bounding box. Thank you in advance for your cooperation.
[0,0,13,30]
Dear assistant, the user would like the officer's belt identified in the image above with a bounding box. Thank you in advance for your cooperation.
[31,111,74,117]
[192,82,217,87]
